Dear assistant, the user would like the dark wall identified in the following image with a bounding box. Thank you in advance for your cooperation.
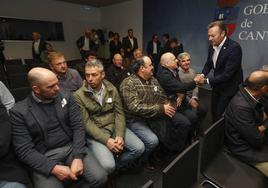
[143,0,268,76]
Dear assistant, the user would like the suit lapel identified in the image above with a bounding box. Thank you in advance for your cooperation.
[54,95,66,128]
[28,97,48,141]
[215,38,229,69]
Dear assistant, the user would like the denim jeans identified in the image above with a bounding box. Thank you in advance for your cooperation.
[127,119,159,162]
[0,181,26,188]
[87,128,145,174]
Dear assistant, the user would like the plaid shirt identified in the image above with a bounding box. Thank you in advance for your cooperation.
[120,74,166,119]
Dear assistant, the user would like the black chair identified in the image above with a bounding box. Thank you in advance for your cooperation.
[10,87,31,102]
[67,59,83,69]
[4,59,23,65]
[30,63,50,69]
[200,117,268,188]
[8,74,29,89]
[162,141,214,188]
[5,64,28,75]
[141,180,153,188]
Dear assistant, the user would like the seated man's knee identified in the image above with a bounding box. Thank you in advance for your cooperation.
[172,113,191,129]
[133,140,145,157]
[101,159,116,174]
[147,134,159,150]
[84,168,108,188]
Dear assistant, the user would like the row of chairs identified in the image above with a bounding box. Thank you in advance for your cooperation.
[0,58,85,102]
[160,117,268,188]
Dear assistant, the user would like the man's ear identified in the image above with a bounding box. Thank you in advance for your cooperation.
[102,71,105,79]
[32,85,40,95]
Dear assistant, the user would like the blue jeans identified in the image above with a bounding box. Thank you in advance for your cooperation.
[87,128,145,174]
[127,119,159,162]
[0,182,26,188]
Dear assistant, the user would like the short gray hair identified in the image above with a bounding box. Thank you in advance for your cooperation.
[85,59,104,72]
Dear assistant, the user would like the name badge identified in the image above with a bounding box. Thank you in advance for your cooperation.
[107,98,113,103]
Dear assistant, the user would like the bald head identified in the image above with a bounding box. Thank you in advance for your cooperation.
[246,70,268,91]
[160,52,178,70]
[28,67,57,87]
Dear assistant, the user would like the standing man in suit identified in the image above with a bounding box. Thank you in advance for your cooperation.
[32,32,46,62]
[201,21,243,122]
[122,29,138,59]
[10,68,107,188]
[76,30,98,61]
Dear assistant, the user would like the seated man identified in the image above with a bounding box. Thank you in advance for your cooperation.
[74,60,144,174]
[48,52,83,92]
[0,101,29,188]
[10,68,107,188]
[225,70,268,177]
[157,52,203,149]
[177,52,207,120]
[0,81,15,112]
[106,53,131,90]
[120,56,177,170]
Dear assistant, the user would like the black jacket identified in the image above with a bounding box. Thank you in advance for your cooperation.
[122,36,138,58]
[10,91,87,176]
[0,101,29,184]
[157,66,196,99]
[225,85,268,163]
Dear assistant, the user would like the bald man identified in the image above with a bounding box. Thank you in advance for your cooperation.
[10,68,107,188]
[106,53,131,89]
[157,52,204,151]
[225,70,268,177]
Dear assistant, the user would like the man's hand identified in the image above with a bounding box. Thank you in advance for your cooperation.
[106,138,120,153]
[258,125,266,136]
[51,165,77,181]
[189,98,199,109]
[176,94,185,107]
[194,74,205,85]
[163,103,176,118]
[71,158,84,177]
[263,112,267,121]
[115,137,124,148]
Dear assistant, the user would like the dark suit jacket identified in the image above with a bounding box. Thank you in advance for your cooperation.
[225,85,268,163]
[122,36,138,58]
[32,39,46,61]
[106,64,130,90]
[146,40,161,56]
[202,37,243,96]
[157,66,196,99]
[162,40,171,54]
[0,40,5,61]
[0,102,29,184]
[109,40,122,59]
[10,91,87,176]
[76,36,98,52]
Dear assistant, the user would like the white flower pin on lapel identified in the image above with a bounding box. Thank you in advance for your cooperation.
[61,98,67,108]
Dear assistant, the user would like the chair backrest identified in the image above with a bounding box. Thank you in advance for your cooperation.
[200,117,225,173]
[4,59,23,65]
[5,64,28,75]
[162,140,199,188]
[141,180,153,188]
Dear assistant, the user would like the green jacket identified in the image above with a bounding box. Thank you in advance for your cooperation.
[74,80,126,145]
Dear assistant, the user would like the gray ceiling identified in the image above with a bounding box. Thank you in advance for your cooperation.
[56,0,129,7]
